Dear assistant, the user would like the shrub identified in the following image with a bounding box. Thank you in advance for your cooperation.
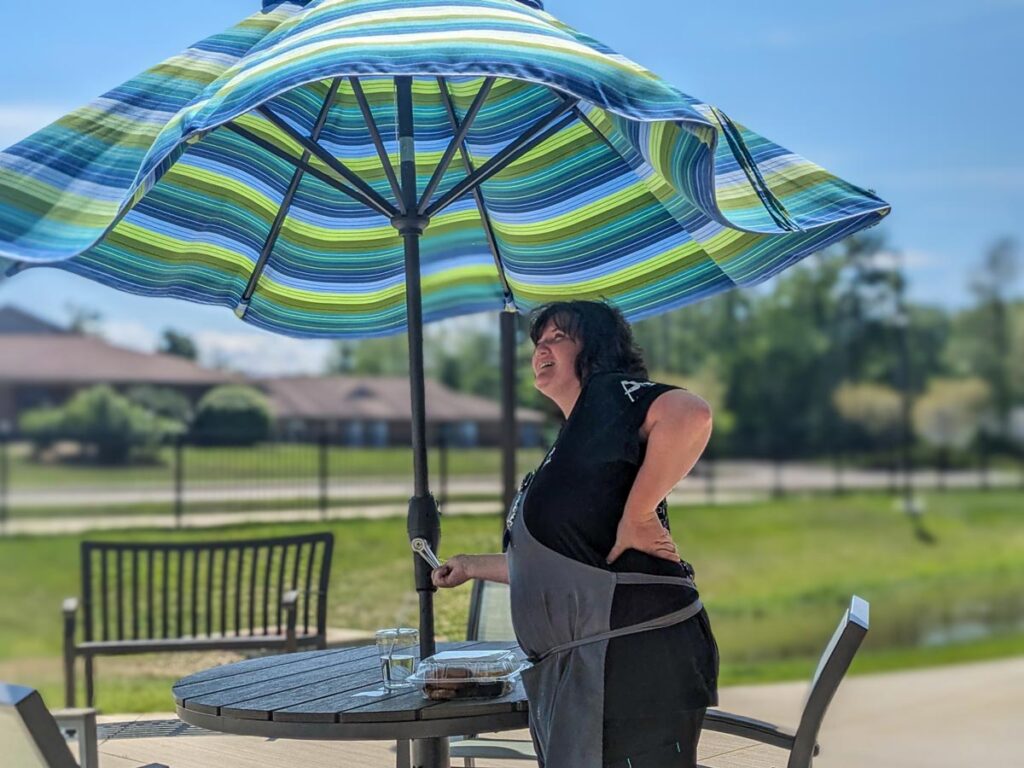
[191,385,272,446]
[126,386,193,424]
[20,385,183,464]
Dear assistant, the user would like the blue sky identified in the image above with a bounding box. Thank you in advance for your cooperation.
[0,0,1020,372]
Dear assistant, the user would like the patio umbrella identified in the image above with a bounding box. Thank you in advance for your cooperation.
[0,0,888,724]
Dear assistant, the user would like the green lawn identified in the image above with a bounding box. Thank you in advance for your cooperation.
[0,490,1021,713]
[7,444,548,488]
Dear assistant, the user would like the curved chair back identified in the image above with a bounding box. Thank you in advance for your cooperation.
[466,579,515,641]
[789,596,870,768]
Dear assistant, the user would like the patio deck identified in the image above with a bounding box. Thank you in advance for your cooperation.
[90,716,787,768]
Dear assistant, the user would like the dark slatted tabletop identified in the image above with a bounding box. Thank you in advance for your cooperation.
[174,640,529,741]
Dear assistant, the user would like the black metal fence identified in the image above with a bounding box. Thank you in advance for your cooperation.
[0,432,1021,532]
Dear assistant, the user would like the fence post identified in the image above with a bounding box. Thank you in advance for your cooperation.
[438,424,448,512]
[0,433,8,533]
[832,449,844,496]
[319,431,329,520]
[173,435,184,528]
[978,438,990,491]
[772,457,784,499]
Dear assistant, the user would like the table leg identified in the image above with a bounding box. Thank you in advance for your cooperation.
[396,739,411,768]
[412,736,449,768]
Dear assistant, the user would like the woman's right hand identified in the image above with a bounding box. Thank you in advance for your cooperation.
[431,554,474,588]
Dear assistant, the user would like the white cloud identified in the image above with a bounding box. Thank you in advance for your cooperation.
[0,104,72,148]
[866,248,937,271]
[195,331,334,376]
[101,320,158,353]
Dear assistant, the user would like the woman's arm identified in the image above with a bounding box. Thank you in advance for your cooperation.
[606,389,712,564]
[432,553,509,588]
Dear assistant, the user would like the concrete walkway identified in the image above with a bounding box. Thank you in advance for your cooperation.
[717,655,1024,767]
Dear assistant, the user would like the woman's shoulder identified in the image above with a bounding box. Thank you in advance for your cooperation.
[585,371,680,407]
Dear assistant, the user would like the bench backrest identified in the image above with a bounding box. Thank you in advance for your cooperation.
[0,683,78,768]
[79,533,333,643]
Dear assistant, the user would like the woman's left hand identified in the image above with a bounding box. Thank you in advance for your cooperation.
[606,513,679,564]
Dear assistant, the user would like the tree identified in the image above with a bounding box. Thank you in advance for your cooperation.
[950,238,1020,440]
[20,386,181,464]
[158,329,198,360]
[833,382,903,449]
[191,385,273,446]
[913,378,991,475]
[126,386,193,424]
[65,303,103,336]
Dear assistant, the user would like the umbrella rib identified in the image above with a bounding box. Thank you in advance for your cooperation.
[416,76,495,216]
[224,122,376,210]
[257,105,399,219]
[436,77,516,308]
[423,96,578,219]
[239,78,343,313]
[349,76,404,212]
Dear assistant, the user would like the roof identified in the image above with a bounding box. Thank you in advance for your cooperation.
[260,376,546,424]
[0,335,237,385]
[0,305,65,335]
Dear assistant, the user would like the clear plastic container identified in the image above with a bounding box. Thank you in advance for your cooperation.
[408,649,526,701]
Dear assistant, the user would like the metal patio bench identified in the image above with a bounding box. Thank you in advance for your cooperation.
[451,581,870,768]
[0,681,167,768]
[62,532,334,707]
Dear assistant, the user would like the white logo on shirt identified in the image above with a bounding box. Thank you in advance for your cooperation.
[621,380,655,403]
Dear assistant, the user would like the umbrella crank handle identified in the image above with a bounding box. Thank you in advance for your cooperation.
[411,538,443,569]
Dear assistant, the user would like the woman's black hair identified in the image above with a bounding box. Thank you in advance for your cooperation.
[529,300,647,382]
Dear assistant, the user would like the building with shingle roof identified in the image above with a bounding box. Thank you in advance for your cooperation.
[260,376,547,447]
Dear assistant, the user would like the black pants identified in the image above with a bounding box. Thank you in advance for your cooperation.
[603,708,706,768]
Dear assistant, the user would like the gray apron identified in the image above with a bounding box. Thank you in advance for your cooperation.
[506,471,704,768]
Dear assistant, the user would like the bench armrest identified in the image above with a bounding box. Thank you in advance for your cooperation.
[281,590,299,652]
[704,708,817,754]
[52,707,98,768]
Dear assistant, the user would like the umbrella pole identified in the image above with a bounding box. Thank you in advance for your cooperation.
[500,307,518,513]
[394,75,447,768]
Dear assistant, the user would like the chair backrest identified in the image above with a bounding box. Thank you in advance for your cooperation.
[466,579,515,641]
[0,683,78,768]
[790,596,869,768]
[79,533,333,643]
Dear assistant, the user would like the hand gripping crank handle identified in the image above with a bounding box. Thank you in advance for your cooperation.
[411,537,443,569]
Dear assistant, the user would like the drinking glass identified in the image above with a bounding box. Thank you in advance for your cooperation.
[375,627,419,690]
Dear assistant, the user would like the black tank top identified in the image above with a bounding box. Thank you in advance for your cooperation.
[521,371,719,717]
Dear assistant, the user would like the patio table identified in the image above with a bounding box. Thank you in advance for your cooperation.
[173,640,529,768]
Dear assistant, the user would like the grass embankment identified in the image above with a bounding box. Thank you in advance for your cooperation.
[8,444,548,488]
[0,491,1021,712]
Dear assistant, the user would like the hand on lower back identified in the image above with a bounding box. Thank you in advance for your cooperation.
[606,514,679,564]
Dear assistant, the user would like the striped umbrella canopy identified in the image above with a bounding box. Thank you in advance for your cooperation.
[0,0,888,727]
[0,0,888,335]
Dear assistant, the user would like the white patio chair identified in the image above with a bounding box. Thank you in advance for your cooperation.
[450,584,870,768]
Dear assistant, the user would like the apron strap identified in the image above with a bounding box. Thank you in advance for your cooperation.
[615,573,695,588]
[533,598,704,663]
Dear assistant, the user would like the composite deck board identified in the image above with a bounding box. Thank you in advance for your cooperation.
[91,722,787,768]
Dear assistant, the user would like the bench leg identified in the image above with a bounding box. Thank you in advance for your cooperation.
[84,656,95,709]
[63,648,76,708]
[396,739,411,768]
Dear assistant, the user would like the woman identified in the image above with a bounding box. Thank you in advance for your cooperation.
[432,300,719,768]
